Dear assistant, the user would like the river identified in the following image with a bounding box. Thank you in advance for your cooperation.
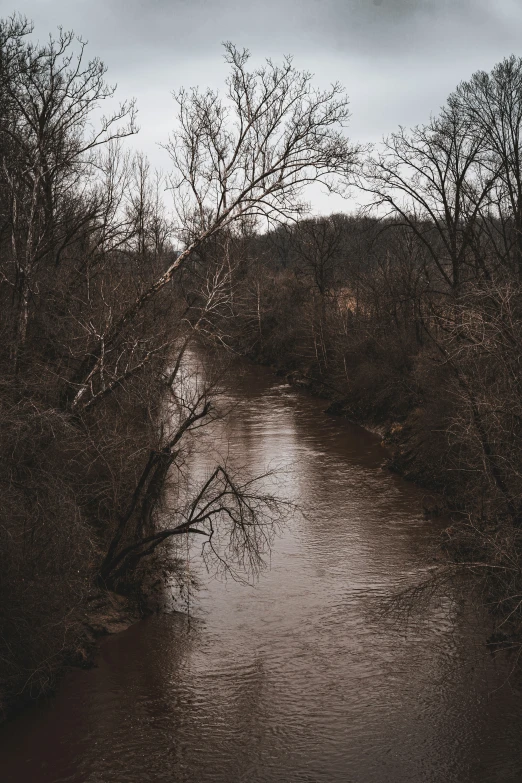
[1,356,522,782]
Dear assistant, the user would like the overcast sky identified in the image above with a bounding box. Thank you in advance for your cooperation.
[7,0,522,212]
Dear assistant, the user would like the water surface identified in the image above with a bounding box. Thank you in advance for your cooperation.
[1,358,522,782]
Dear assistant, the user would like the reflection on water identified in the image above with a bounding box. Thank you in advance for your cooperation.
[1,357,522,782]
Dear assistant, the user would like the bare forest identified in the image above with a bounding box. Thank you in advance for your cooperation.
[2,13,522,718]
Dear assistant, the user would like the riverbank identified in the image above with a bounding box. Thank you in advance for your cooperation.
[0,588,144,724]
[267,364,446,509]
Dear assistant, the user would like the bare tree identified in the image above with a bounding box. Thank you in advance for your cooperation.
[284,215,347,372]
[0,17,137,362]
[449,56,522,279]
[67,42,360,409]
[126,152,172,258]
[99,362,294,590]
[363,105,493,293]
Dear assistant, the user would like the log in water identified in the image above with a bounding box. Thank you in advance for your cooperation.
[1,357,522,782]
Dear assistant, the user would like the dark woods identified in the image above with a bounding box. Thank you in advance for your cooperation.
[2,13,522,716]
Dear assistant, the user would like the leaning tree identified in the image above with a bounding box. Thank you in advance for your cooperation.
[72,43,361,587]
[67,43,360,410]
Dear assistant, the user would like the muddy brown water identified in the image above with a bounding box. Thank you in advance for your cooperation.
[2,357,522,782]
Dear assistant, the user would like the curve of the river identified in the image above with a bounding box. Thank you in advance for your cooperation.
[1,356,522,782]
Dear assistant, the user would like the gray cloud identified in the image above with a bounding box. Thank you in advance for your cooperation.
[7,0,522,211]
[15,0,520,63]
